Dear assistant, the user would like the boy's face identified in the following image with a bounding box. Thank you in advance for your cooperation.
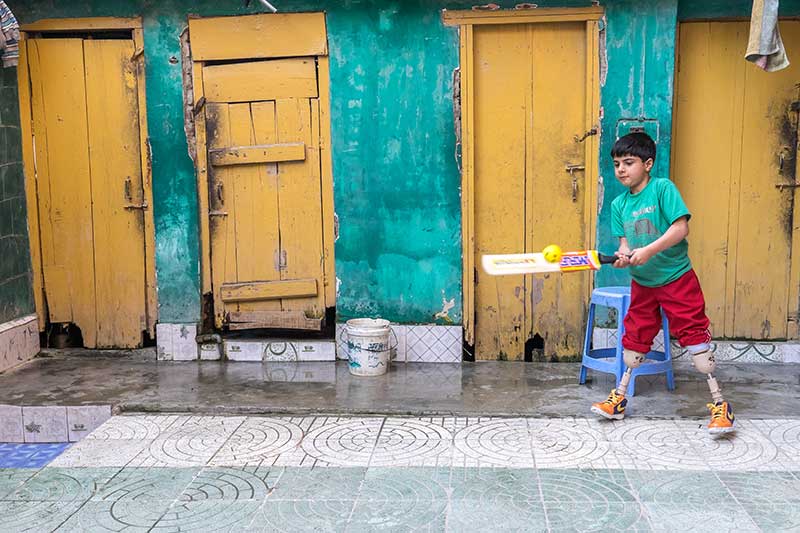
[613,154,653,193]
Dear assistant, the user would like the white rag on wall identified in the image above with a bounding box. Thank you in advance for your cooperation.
[746,0,790,72]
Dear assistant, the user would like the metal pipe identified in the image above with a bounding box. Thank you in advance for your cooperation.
[257,0,278,12]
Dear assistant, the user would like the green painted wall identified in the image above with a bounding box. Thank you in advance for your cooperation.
[0,65,34,324]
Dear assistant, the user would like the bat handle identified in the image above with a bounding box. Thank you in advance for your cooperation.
[598,253,618,265]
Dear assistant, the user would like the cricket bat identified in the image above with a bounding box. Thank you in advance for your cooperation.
[482,250,618,276]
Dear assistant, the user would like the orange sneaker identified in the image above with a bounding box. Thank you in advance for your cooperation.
[707,401,735,435]
[590,389,627,420]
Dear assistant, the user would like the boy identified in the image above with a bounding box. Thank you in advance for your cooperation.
[590,132,734,435]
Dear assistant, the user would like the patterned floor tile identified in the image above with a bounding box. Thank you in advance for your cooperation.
[346,498,447,532]
[538,469,636,503]
[605,419,708,471]
[151,500,262,532]
[684,419,792,471]
[209,418,303,466]
[643,503,759,532]
[94,467,199,502]
[179,466,279,501]
[452,419,534,468]
[359,467,450,501]
[0,469,37,499]
[449,467,538,502]
[545,503,651,532]
[0,499,86,532]
[718,470,800,505]
[625,470,727,505]
[56,500,173,532]
[0,443,71,468]
[370,419,453,467]
[752,419,800,464]
[49,439,152,468]
[87,415,179,440]
[7,467,118,502]
[528,418,616,469]
[249,499,353,532]
[447,499,548,532]
[739,503,800,532]
[269,467,365,501]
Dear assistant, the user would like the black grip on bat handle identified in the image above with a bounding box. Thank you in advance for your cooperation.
[598,253,630,265]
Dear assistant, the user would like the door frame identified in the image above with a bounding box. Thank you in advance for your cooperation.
[17,17,157,337]
[443,7,603,346]
[188,13,336,329]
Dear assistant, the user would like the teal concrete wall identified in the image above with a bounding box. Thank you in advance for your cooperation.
[0,65,34,324]
[9,0,800,330]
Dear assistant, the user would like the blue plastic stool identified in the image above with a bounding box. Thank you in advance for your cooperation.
[579,286,674,397]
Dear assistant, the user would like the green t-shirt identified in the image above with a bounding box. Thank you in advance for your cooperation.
[611,178,692,287]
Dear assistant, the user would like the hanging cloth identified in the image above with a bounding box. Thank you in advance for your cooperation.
[0,0,20,68]
[746,0,790,72]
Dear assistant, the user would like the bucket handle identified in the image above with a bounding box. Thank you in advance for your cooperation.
[342,326,399,353]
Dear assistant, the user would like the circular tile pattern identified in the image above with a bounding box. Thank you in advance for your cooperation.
[371,419,452,466]
[764,420,800,458]
[211,418,303,465]
[607,421,707,470]
[181,468,274,501]
[88,415,176,440]
[300,420,382,466]
[453,419,534,466]
[528,420,610,468]
[153,501,261,531]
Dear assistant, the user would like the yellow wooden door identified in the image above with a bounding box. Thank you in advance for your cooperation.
[673,22,800,340]
[472,22,595,360]
[28,37,149,348]
[204,59,326,330]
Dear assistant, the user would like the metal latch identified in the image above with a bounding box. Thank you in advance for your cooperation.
[209,210,228,217]
[124,202,149,211]
[565,164,585,202]
[775,182,800,191]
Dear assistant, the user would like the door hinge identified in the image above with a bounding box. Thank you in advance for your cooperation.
[775,182,800,191]
[789,311,799,323]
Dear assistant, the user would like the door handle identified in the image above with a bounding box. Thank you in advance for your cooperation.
[565,164,585,202]
[216,182,224,205]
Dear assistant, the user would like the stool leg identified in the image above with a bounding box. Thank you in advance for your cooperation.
[662,309,674,392]
[579,304,596,386]
[666,369,675,391]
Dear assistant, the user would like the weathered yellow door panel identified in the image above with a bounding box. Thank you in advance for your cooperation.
[473,25,528,360]
[526,22,589,358]
[188,13,328,61]
[28,39,98,346]
[209,143,306,166]
[473,23,590,360]
[84,39,147,348]
[203,59,318,103]
[221,279,318,302]
[674,21,800,340]
[27,37,148,348]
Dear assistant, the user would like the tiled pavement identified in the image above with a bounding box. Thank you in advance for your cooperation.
[1,415,800,531]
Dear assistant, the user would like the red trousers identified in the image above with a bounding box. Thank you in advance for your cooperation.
[622,269,711,353]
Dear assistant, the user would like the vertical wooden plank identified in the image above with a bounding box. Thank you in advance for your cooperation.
[317,56,336,309]
[235,101,282,314]
[17,37,46,331]
[28,38,98,347]
[585,20,601,293]
[84,39,146,348]
[194,63,212,297]
[275,98,325,315]
[734,20,800,339]
[134,27,158,336]
[205,102,236,328]
[673,22,741,336]
[526,22,588,359]
[473,24,528,360]
[460,25,476,347]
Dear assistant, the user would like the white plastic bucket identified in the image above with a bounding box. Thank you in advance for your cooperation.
[345,318,392,376]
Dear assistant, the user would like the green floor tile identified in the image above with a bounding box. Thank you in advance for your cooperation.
[718,471,800,505]
[56,500,173,532]
[179,466,279,501]
[269,467,366,501]
[538,469,636,503]
[8,467,119,502]
[644,502,759,532]
[740,502,800,532]
[626,470,727,505]
[250,499,353,532]
[0,499,86,532]
[347,498,447,532]
[0,469,37,500]
[152,500,262,532]
[448,498,547,532]
[360,467,450,501]
[449,467,538,502]
[546,503,651,532]
[94,467,200,502]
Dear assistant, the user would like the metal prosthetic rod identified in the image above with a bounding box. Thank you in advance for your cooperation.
[691,348,724,403]
[617,367,634,396]
[617,349,646,397]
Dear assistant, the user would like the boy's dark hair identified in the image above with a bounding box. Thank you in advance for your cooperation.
[611,132,656,162]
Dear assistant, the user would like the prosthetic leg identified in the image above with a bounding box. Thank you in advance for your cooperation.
[590,349,645,420]
[689,344,735,434]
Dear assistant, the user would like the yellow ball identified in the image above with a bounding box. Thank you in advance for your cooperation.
[543,244,563,263]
